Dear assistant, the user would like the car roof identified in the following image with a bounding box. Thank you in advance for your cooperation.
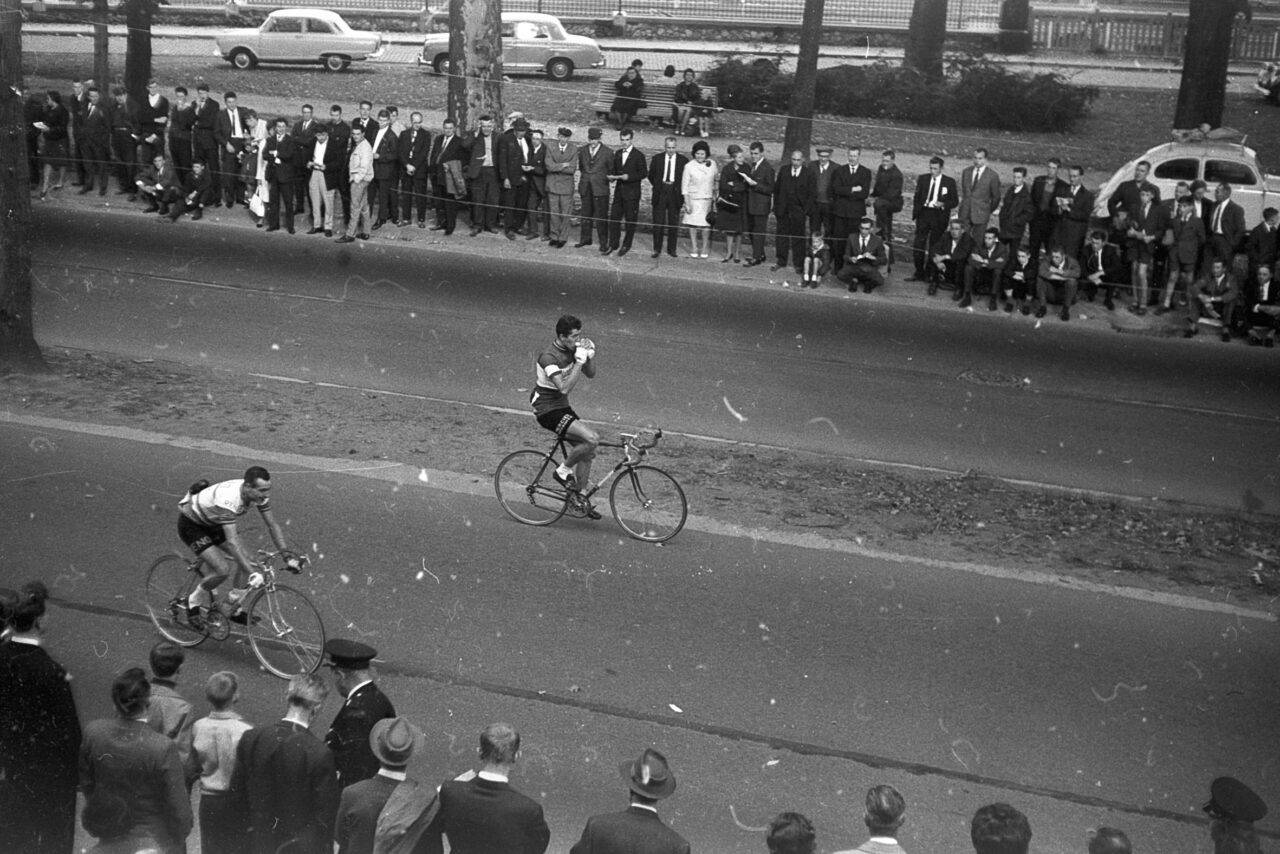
[266,8,346,21]
[1140,140,1259,162]
[500,11,561,24]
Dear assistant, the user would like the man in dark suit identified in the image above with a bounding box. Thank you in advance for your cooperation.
[959,227,1009,309]
[137,78,169,168]
[741,141,775,266]
[1082,229,1125,310]
[263,117,300,233]
[772,149,814,273]
[1125,184,1169,310]
[304,125,344,235]
[77,85,112,196]
[605,128,647,256]
[576,127,611,248]
[1028,158,1066,267]
[168,85,195,181]
[524,129,549,240]
[995,166,1033,252]
[1157,196,1207,314]
[498,116,534,239]
[368,110,400,228]
[958,147,1002,243]
[1107,159,1159,218]
[323,639,396,791]
[349,101,377,142]
[109,86,141,198]
[422,723,550,854]
[1186,257,1239,340]
[830,146,872,272]
[169,158,213,222]
[1206,182,1246,269]
[1052,165,1094,263]
[292,103,320,143]
[397,111,432,228]
[326,105,353,223]
[69,78,91,185]
[809,146,835,241]
[466,114,501,235]
[870,149,904,270]
[836,217,887,293]
[191,85,220,189]
[569,748,690,854]
[1036,246,1082,322]
[929,219,972,297]
[427,118,467,234]
[910,156,958,283]
[214,92,249,208]
[334,717,426,854]
[647,136,687,258]
[1246,206,1278,277]
[231,674,339,854]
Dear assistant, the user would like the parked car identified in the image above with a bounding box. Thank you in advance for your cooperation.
[417,12,605,81]
[1257,61,1280,104]
[1093,139,1280,228]
[214,8,384,72]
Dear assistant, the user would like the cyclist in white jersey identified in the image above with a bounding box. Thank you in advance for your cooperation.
[530,314,600,518]
[176,465,292,623]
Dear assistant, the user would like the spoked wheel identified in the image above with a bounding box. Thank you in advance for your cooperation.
[144,554,207,646]
[609,465,688,543]
[494,450,569,526]
[245,583,326,679]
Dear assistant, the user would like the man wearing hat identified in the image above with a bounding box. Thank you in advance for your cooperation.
[334,716,426,854]
[1205,776,1267,853]
[569,748,689,854]
[499,115,534,239]
[545,127,578,247]
[324,639,396,790]
[576,127,612,250]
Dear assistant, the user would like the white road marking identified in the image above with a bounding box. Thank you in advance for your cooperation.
[2,408,1274,623]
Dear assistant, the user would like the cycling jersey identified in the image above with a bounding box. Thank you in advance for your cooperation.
[530,343,576,416]
[179,479,269,527]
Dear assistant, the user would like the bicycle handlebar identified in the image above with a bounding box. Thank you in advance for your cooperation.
[254,549,310,574]
[620,428,663,454]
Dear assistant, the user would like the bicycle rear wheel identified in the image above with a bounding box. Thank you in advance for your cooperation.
[609,465,688,543]
[144,554,207,647]
[494,449,569,526]
[246,583,326,679]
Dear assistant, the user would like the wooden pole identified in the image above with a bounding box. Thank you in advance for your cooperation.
[447,0,505,132]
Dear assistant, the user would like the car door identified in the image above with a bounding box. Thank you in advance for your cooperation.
[1149,156,1198,207]
[504,20,537,73]
[1205,157,1264,227]
[261,15,304,61]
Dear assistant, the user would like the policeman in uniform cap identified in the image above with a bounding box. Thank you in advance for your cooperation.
[1204,776,1267,853]
[323,638,396,789]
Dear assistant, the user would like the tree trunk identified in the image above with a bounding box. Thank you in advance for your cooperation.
[904,0,947,82]
[1173,0,1251,129]
[996,0,1032,53]
[784,0,825,157]
[92,0,110,88]
[446,0,504,132]
[124,0,154,102]
[0,0,47,373]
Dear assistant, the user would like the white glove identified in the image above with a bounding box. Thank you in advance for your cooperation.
[574,346,589,364]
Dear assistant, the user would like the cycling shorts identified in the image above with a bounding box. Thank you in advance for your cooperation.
[536,407,578,438]
[178,513,226,555]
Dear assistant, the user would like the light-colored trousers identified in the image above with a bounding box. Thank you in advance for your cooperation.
[347,179,372,237]
[548,192,573,243]
[309,171,336,231]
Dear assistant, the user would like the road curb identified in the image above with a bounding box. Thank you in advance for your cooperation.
[4,408,1274,623]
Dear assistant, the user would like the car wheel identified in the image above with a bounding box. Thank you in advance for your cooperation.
[229,49,257,70]
[546,58,573,81]
[323,54,350,72]
[433,54,450,75]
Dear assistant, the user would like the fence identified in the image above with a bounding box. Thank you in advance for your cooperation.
[1032,9,1280,61]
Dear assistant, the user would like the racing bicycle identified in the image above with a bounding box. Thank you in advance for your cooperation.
[494,428,688,543]
[144,548,326,679]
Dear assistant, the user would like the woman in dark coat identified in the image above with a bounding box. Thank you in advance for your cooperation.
[717,143,748,263]
[0,581,83,854]
[609,66,646,130]
[36,90,71,198]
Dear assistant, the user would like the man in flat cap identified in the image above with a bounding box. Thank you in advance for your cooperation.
[545,127,578,247]
[569,748,689,854]
[1205,776,1267,854]
[324,639,396,789]
[576,127,612,250]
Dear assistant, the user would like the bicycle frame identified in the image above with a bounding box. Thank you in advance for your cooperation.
[548,430,659,500]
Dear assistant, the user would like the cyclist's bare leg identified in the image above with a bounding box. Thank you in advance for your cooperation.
[186,547,234,610]
[562,420,599,487]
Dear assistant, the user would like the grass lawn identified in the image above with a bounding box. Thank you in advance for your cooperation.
[25,52,1280,173]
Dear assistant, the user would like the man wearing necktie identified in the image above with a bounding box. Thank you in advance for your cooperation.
[466,115,501,235]
[498,117,533,239]
[646,136,688,258]
[771,149,813,274]
[575,127,612,249]
[739,141,775,266]
[397,111,432,228]
[830,146,872,273]
[78,86,112,196]
[1245,206,1278,280]
[1206,182,1246,271]
[1052,165,1093,263]
[837,217,887,293]
[262,118,299,233]
[1186,257,1239,340]
[1245,264,1278,345]
[910,156,957,284]
[605,128,647,256]
[214,91,246,208]
[958,147,1001,243]
[544,127,579,247]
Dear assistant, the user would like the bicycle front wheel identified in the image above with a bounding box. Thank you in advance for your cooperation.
[609,465,688,543]
[144,554,207,647]
[494,449,569,526]
[246,583,326,679]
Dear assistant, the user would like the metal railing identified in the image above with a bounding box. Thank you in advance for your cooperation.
[500,0,1002,29]
[1033,9,1280,60]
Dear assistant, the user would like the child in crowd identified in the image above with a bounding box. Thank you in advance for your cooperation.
[801,232,831,288]
[191,671,253,854]
[146,641,194,782]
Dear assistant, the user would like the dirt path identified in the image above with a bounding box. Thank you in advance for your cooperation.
[5,349,1277,611]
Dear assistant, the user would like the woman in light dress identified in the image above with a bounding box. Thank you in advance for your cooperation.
[243,110,269,225]
[680,140,717,258]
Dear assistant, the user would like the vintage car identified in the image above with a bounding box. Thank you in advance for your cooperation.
[1093,139,1280,228]
[417,11,605,80]
[214,9,384,72]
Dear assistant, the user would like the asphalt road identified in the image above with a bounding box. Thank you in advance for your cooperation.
[1,419,1276,853]
[27,206,1280,513]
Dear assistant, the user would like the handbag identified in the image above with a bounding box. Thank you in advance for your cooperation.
[248,187,265,218]
[716,197,739,213]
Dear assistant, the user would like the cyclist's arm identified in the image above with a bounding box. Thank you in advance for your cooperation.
[549,360,591,394]
[258,506,289,554]
[581,355,596,379]
[218,522,258,574]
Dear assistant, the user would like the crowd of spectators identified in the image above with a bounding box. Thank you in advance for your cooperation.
[0,582,1273,854]
[23,74,1280,342]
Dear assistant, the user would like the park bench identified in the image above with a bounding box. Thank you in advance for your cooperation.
[590,77,722,133]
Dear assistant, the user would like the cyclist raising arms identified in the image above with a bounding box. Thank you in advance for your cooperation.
[177,465,292,624]
[530,314,601,518]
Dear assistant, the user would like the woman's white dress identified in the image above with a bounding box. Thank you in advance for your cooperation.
[681,159,718,227]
